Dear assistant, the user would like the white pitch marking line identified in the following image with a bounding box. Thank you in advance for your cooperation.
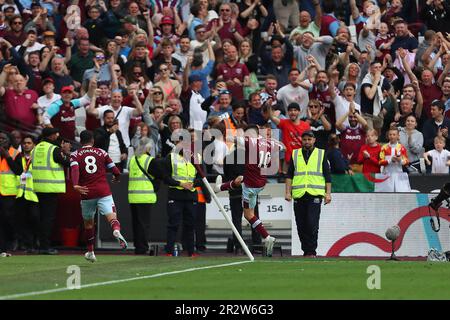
[0,260,252,300]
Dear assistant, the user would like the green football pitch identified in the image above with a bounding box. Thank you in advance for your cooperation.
[1,254,450,300]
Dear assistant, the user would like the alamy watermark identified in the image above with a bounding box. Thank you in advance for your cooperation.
[171,127,285,176]
[366,265,381,290]
[66,265,81,290]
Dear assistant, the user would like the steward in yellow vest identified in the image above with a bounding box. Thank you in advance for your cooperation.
[285,130,332,257]
[0,132,23,254]
[128,138,161,254]
[15,135,40,253]
[31,127,71,255]
[161,131,201,257]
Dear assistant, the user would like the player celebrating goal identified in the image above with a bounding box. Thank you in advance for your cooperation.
[71,130,128,262]
[215,125,280,257]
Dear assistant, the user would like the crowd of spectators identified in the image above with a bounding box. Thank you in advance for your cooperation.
[2,0,450,176]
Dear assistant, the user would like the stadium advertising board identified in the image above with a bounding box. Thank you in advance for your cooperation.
[292,193,450,257]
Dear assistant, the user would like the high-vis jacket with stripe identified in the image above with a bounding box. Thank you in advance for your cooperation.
[128,154,157,204]
[170,153,196,192]
[31,141,66,193]
[17,156,38,202]
[291,148,326,199]
[0,147,19,196]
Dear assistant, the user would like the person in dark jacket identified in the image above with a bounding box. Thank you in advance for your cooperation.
[94,110,128,171]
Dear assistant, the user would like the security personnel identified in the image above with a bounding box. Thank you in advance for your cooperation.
[128,137,160,255]
[285,130,332,257]
[31,127,71,255]
[193,154,211,252]
[161,129,201,257]
[16,135,40,254]
[0,132,22,254]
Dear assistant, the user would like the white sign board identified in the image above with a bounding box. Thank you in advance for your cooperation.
[292,193,450,257]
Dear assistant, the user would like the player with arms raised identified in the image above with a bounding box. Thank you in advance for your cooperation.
[215,125,280,256]
[71,130,128,262]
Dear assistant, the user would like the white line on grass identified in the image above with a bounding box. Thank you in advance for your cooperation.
[0,260,252,300]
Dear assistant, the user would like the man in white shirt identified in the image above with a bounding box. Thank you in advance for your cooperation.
[86,90,143,147]
[37,78,61,125]
[329,82,361,128]
[277,68,309,117]
[172,35,192,73]
[15,27,45,54]
[181,74,206,131]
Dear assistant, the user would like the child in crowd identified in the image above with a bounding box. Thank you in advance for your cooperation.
[357,129,381,173]
[424,136,450,174]
[379,127,409,174]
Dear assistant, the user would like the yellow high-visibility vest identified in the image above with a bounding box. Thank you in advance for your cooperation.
[128,154,157,204]
[31,141,66,193]
[17,156,38,202]
[0,147,19,196]
[170,153,196,192]
[291,148,326,199]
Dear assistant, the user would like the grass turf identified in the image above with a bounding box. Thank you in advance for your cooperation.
[0,255,449,300]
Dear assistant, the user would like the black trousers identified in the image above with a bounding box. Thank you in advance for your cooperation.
[166,200,196,255]
[194,203,206,249]
[130,203,153,254]
[230,196,261,247]
[0,196,16,252]
[293,196,322,256]
[36,193,58,250]
[15,197,40,249]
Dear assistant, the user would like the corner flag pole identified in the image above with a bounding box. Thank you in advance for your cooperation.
[193,163,254,262]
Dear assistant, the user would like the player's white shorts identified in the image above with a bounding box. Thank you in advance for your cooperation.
[81,195,116,220]
[242,183,264,209]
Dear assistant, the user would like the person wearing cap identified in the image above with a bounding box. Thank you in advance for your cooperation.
[186,38,215,99]
[37,78,61,120]
[153,15,179,51]
[423,99,450,151]
[24,3,56,36]
[15,25,45,54]
[42,30,56,47]
[180,68,206,131]
[43,79,97,141]
[127,137,161,254]
[31,126,71,255]
[83,5,107,47]
[285,129,331,257]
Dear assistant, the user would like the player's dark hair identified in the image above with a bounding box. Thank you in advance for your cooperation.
[80,130,94,145]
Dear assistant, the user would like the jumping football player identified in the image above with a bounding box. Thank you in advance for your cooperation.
[71,130,128,262]
[214,125,280,256]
